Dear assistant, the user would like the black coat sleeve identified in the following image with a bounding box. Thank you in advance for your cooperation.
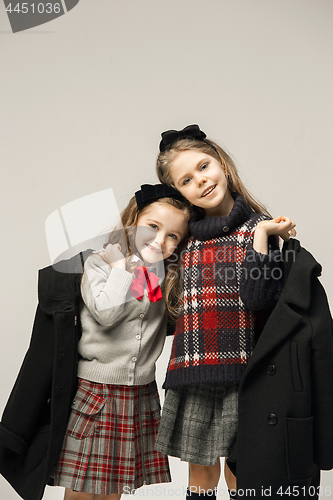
[0,305,54,453]
[310,278,333,469]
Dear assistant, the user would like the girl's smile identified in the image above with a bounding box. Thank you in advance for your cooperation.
[170,150,234,217]
[144,243,163,254]
[201,184,217,197]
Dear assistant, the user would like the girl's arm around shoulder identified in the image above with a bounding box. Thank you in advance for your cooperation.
[81,252,133,326]
[240,216,296,311]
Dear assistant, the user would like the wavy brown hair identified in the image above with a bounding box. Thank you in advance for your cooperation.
[156,138,270,216]
[107,195,192,322]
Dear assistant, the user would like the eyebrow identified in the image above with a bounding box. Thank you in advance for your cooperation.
[146,218,183,237]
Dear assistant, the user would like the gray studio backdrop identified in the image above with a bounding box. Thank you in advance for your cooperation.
[1,0,332,498]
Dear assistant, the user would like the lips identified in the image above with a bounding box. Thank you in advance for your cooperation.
[201,184,216,197]
[145,243,162,254]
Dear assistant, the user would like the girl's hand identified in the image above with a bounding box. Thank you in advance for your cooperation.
[270,216,297,241]
[99,244,126,270]
[253,216,296,254]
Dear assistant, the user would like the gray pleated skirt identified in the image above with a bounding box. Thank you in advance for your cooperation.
[155,382,239,466]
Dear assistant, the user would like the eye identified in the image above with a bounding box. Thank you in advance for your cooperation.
[200,163,208,171]
[169,233,178,240]
[182,177,191,186]
[149,224,158,230]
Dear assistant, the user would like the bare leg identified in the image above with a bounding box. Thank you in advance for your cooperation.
[64,490,94,500]
[224,458,237,492]
[64,489,121,500]
[188,459,221,493]
[93,495,121,500]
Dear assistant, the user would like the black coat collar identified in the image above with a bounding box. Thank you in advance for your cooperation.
[282,238,322,309]
[241,239,322,384]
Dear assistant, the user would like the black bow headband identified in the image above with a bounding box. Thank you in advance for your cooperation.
[159,124,207,153]
[135,184,186,210]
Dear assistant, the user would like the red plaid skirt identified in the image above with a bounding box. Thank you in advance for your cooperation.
[53,378,171,495]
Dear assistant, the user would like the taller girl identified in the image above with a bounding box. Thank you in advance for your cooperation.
[155,125,296,499]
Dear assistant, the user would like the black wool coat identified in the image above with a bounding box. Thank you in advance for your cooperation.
[227,239,333,499]
[0,251,91,500]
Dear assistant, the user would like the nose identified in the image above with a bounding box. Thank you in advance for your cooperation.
[196,174,207,187]
[154,232,165,249]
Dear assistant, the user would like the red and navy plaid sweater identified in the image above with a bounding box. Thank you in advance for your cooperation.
[164,195,281,389]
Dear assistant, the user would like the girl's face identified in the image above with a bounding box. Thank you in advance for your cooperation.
[135,203,188,264]
[169,150,234,217]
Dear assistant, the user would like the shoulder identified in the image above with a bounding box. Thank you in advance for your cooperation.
[82,253,113,286]
[249,212,271,224]
[243,212,271,231]
[84,252,109,272]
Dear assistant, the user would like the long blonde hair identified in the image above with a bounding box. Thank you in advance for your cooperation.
[107,195,192,322]
[156,138,270,216]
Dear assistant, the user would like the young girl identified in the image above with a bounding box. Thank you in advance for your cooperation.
[52,184,191,500]
[154,125,296,499]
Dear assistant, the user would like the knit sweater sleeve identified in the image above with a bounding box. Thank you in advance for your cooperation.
[240,235,283,311]
[81,253,134,326]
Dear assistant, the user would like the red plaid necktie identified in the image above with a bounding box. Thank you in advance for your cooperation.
[129,266,163,303]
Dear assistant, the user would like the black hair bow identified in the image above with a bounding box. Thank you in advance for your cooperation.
[159,124,206,152]
[135,184,185,210]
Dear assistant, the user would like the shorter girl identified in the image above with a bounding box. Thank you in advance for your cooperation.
[53,184,191,500]
[154,125,296,500]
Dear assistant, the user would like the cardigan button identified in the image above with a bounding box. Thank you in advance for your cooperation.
[268,364,276,375]
[223,225,229,233]
[268,413,278,425]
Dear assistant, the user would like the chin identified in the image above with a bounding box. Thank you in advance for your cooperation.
[140,249,163,265]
